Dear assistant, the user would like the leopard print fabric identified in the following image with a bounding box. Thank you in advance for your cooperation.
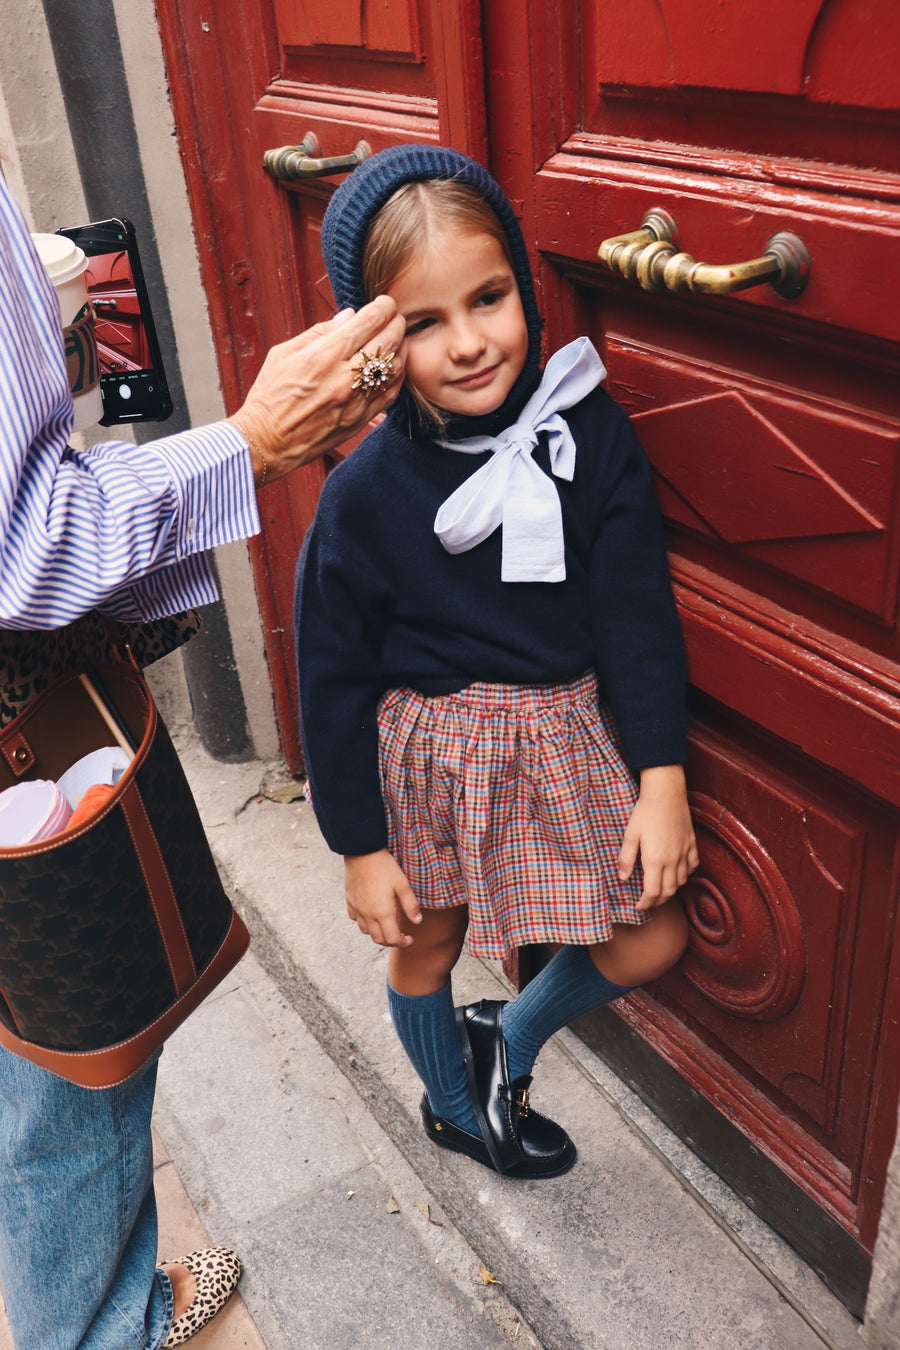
[162,1247,243,1346]
[0,611,200,727]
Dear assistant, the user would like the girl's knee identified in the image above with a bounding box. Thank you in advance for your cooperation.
[638,900,690,979]
[426,911,469,966]
[389,905,468,993]
[593,899,689,987]
[660,899,690,963]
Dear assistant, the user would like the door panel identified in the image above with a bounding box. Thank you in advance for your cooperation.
[273,0,423,61]
[272,0,431,97]
[539,159,900,349]
[591,0,899,109]
[638,383,894,620]
[587,290,900,658]
[679,722,896,1181]
[583,0,900,168]
[627,351,900,624]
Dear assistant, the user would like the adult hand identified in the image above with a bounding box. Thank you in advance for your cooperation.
[228,295,406,484]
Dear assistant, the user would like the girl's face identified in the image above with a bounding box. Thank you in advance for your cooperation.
[387,227,529,419]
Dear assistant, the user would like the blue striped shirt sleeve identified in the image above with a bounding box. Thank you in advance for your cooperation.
[0,175,260,629]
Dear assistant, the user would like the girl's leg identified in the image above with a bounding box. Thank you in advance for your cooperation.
[502,900,689,1082]
[0,1048,173,1350]
[388,904,470,997]
[386,905,477,1130]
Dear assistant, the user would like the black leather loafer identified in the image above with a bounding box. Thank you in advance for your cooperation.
[454,1000,576,1177]
[420,1093,576,1178]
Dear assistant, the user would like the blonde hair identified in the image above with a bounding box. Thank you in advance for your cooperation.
[362,179,514,433]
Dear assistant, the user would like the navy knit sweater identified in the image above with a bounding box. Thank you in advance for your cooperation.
[294,383,687,856]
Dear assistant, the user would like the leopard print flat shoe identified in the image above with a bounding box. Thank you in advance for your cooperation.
[161,1247,242,1347]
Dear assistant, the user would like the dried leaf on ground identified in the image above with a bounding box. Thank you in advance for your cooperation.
[261,783,306,804]
[386,1196,400,1214]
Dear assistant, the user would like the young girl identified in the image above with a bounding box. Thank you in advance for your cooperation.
[295,145,698,1179]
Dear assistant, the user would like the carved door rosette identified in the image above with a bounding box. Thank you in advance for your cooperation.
[665,725,880,1148]
[682,793,806,1024]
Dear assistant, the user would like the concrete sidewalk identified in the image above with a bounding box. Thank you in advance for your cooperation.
[0,728,865,1350]
[151,735,864,1350]
[155,949,538,1350]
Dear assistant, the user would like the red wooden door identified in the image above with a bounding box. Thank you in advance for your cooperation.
[154,0,485,769]
[499,0,900,1313]
[155,0,900,1312]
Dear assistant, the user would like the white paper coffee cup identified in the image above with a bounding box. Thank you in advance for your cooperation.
[31,233,104,430]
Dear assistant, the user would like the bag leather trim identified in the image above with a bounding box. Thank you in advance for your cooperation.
[119,778,197,995]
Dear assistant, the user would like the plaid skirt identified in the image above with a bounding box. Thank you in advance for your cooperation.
[377,671,646,960]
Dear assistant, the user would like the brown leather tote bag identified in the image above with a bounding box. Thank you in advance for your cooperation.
[0,655,248,1087]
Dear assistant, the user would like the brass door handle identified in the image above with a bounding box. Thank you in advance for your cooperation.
[263,132,371,181]
[598,209,810,298]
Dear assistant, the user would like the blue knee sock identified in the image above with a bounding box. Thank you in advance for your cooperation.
[502,945,633,1083]
[387,980,478,1133]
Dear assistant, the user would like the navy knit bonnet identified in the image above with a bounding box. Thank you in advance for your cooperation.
[321,143,543,439]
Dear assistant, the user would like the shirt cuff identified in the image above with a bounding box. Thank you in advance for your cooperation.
[101,554,220,623]
[141,419,260,559]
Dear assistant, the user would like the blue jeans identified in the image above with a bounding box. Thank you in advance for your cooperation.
[0,1048,173,1349]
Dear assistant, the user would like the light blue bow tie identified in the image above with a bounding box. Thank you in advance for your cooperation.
[433,337,607,582]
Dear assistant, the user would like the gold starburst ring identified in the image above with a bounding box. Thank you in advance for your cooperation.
[351,347,396,395]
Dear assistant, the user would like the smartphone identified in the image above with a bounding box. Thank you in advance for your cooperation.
[57,217,172,425]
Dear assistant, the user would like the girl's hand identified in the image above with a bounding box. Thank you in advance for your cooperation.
[344,849,423,948]
[618,765,699,911]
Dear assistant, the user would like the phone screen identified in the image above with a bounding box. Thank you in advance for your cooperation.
[57,218,172,425]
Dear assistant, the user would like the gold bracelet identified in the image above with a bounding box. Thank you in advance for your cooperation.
[253,440,267,488]
[227,415,271,489]
[248,435,270,489]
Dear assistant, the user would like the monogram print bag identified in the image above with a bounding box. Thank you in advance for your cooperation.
[0,621,249,1087]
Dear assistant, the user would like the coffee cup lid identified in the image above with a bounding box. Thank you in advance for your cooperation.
[30,233,87,286]
[0,779,73,845]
